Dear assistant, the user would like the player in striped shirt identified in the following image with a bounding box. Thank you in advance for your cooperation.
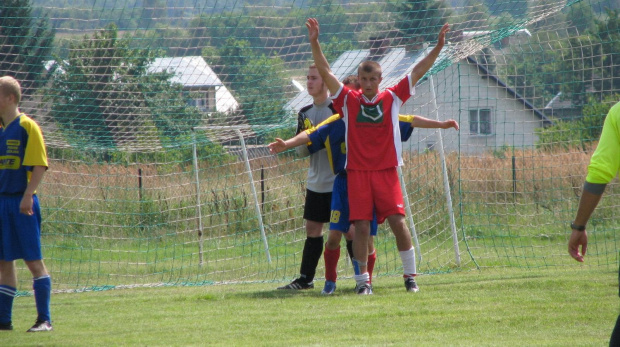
[0,76,52,332]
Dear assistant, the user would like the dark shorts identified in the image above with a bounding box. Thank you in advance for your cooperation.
[303,189,332,223]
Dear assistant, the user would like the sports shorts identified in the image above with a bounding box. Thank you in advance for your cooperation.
[330,173,378,235]
[0,195,43,261]
[347,167,405,224]
[303,189,332,223]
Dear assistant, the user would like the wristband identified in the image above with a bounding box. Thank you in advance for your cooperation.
[570,222,586,231]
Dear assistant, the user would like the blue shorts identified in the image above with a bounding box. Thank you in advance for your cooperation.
[330,174,378,235]
[0,195,43,261]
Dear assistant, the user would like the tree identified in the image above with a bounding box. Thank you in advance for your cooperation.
[46,24,201,150]
[392,0,453,44]
[203,38,290,126]
[0,0,55,94]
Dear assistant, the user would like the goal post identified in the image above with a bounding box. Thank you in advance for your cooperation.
[192,126,272,264]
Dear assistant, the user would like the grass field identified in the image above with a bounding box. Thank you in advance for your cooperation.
[3,266,617,346]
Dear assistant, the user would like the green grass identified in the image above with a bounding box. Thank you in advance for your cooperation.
[4,266,617,346]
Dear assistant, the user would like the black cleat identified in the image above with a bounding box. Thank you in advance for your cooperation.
[404,277,419,293]
[277,278,314,290]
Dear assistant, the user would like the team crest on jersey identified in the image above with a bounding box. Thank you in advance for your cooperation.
[357,101,384,124]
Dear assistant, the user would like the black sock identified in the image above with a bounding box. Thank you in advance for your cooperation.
[346,240,354,262]
[299,236,324,283]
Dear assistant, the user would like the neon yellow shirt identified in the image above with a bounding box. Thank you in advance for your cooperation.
[586,101,620,184]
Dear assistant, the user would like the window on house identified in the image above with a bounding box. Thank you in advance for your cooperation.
[188,90,213,112]
[469,109,492,135]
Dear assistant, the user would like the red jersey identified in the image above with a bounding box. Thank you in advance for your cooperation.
[331,75,414,171]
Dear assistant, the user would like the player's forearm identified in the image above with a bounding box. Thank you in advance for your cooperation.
[411,116,445,129]
[410,46,443,84]
[309,41,341,95]
[24,165,46,196]
[573,189,603,226]
[285,131,311,149]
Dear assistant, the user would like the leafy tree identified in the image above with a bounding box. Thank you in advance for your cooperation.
[392,0,453,43]
[203,38,290,126]
[536,94,619,150]
[0,0,55,94]
[597,9,620,97]
[46,24,201,150]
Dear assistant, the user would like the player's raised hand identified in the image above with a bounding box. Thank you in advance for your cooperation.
[437,23,450,47]
[268,138,288,154]
[443,119,459,130]
[306,18,319,42]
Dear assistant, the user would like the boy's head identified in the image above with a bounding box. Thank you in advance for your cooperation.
[306,64,327,99]
[342,75,360,90]
[0,76,21,106]
[357,61,382,99]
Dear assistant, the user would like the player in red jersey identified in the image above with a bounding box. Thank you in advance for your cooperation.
[306,17,451,294]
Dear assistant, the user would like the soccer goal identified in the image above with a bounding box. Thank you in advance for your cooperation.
[3,0,618,293]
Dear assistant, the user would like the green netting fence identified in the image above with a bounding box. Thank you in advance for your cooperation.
[1,0,619,292]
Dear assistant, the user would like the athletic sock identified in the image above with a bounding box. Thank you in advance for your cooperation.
[346,240,354,263]
[0,285,17,325]
[323,246,340,282]
[33,275,52,322]
[299,236,324,283]
[399,247,417,277]
[354,272,370,286]
[367,250,377,283]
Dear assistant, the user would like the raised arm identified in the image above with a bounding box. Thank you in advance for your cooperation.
[306,18,342,95]
[268,131,311,154]
[411,115,459,130]
[410,23,450,86]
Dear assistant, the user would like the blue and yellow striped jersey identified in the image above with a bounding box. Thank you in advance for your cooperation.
[0,114,48,194]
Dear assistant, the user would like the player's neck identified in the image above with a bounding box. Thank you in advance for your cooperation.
[313,94,328,106]
[0,107,20,127]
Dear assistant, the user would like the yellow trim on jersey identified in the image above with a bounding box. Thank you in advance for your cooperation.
[398,114,414,123]
[324,135,335,174]
[20,115,48,168]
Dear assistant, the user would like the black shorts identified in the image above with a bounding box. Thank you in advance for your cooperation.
[303,189,332,223]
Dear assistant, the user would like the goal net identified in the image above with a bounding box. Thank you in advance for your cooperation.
[2,0,618,292]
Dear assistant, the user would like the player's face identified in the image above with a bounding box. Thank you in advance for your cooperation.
[0,91,11,116]
[306,68,326,98]
[358,70,382,99]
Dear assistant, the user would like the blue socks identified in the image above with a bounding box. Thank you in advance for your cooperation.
[0,285,16,325]
[33,276,52,322]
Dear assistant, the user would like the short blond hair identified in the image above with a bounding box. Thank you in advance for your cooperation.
[0,76,22,104]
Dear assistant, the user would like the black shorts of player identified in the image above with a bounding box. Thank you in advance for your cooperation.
[303,189,332,223]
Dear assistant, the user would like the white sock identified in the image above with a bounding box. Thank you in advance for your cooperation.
[399,247,416,276]
[354,272,370,285]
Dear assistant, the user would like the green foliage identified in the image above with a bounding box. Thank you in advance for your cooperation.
[393,0,454,43]
[203,38,290,126]
[45,24,204,151]
[536,94,619,150]
[0,0,55,93]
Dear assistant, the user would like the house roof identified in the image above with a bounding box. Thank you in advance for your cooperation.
[148,56,224,87]
[149,56,239,114]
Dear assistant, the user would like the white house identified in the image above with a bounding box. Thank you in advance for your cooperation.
[287,46,552,155]
[148,56,239,114]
